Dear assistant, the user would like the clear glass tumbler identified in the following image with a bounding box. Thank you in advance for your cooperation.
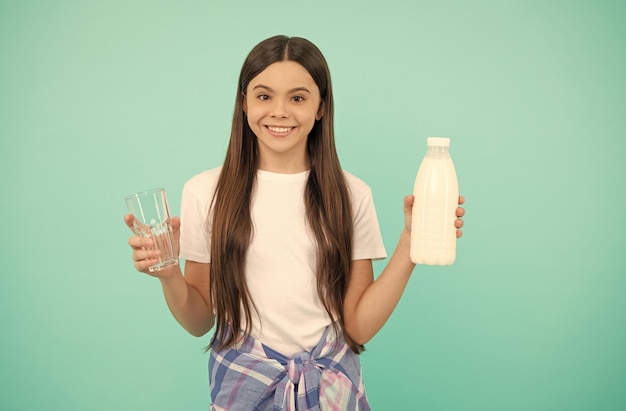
[125,188,178,272]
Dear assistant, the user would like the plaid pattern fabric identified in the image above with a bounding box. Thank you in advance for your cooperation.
[208,326,371,410]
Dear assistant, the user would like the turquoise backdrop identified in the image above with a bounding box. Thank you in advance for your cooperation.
[1,0,625,410]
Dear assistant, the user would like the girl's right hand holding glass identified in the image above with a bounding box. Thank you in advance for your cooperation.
[124,214,182,277]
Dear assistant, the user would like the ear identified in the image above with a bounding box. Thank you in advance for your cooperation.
[316,101,325,121]
[242,92,247,113]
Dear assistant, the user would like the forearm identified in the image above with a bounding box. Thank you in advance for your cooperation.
[350,230,415,344]
[159,267,215,337]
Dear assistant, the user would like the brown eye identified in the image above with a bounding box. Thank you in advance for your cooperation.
[292,96,305,103]
[258,94,270,101]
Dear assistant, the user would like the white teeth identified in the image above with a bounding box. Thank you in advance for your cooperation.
[268,126,292,133]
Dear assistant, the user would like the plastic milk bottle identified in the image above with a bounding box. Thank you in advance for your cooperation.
[410,137,459,265]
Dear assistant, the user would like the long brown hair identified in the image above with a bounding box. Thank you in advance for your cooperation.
[209,35,361,353]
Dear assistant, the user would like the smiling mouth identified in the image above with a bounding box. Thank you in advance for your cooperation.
[265,126,295,135]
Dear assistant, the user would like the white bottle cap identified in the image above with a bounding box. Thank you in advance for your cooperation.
[427,137,450,147]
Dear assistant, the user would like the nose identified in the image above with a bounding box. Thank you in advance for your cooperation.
[271,99,288,118]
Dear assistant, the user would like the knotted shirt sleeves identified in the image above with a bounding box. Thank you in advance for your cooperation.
[208,326,371,411]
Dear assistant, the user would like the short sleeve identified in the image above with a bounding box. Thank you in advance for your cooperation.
[351,185,387,261]
[179,171,218,263]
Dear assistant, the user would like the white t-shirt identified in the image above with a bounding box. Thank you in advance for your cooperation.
[179,166,387,356]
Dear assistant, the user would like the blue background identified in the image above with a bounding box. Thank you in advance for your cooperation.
[1,0,625,409]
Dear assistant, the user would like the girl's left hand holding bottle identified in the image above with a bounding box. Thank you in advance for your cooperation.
[403,195,465,238]
[124,214,182,278]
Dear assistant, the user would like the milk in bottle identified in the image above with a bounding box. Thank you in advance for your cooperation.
[410,137,459,265]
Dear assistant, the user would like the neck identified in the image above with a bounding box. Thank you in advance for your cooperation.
[258,154,310,174]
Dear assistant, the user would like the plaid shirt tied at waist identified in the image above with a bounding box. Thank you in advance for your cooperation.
[209,326,371,411]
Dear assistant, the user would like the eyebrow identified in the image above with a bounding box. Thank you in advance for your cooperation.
[252,84,312,94]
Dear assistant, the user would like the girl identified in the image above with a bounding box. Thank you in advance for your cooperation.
[125,35,465,410]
